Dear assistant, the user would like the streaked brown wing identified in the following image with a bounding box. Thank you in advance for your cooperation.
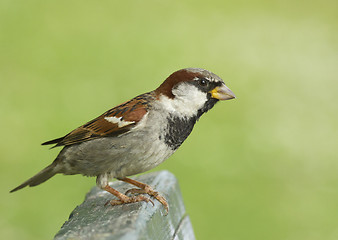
[42,93,154,147]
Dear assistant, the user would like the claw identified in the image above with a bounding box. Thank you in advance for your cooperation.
[105,195,154,207]
[125,187,169,214]
[117,177,170,214]
[102,184,153,209]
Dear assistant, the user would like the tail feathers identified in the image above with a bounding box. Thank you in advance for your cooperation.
[10,163,58,193]
[41,136,65,148]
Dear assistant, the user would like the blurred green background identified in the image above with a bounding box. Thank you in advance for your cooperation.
[1,0,337,239]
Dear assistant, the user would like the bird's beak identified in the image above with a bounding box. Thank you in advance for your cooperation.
[210,83,236,100]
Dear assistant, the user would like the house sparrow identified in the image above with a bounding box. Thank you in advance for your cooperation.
[10,68,235,213]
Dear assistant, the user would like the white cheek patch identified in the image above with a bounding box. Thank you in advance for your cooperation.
[159,84,207,117]
[104,116,135,128]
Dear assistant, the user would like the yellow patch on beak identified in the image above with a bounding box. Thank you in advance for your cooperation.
[210,84,236,100]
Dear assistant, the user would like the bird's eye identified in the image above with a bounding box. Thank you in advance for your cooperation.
[199,79,208,86]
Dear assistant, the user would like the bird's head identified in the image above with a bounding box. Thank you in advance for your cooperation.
[155,68,235,118]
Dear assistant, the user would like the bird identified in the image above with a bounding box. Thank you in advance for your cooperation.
[10,68,235,213]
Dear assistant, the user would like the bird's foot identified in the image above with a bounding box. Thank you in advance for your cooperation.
[125,185,169,214]
[103,185,153,207]
[105,194,154,207]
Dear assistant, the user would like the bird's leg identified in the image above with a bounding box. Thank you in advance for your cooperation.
[118,177,169,213]
[103,185,154,207]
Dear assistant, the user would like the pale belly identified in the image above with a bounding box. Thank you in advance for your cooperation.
[57,130,175,178]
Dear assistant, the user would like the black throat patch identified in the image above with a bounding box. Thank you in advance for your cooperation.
[163,115,197,150]
[162,98,219,150]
